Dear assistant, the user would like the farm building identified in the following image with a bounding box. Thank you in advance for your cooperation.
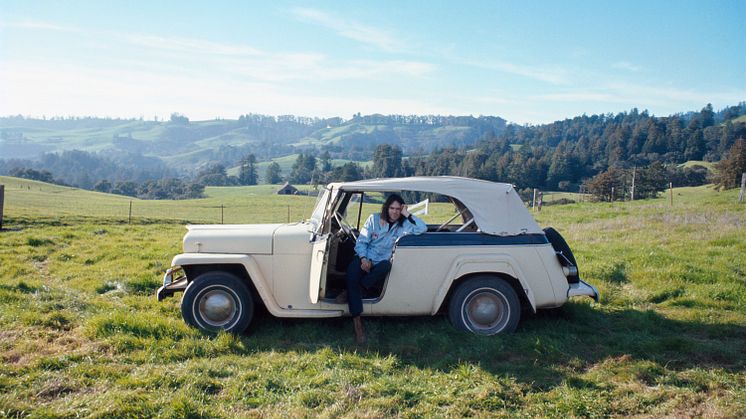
[276,182,299,195]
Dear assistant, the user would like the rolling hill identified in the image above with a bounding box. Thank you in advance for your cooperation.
[0,114,506,167]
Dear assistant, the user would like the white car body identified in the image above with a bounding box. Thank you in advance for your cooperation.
[157,176,598,335]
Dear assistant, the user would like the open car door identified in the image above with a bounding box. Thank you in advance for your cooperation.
[308,187,336,304]
[309,234,330,304]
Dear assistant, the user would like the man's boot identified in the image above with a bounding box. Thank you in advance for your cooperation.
[352,316,366,344]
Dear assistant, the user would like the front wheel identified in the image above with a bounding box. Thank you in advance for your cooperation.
[448,276,521,335]
[181,271,254,334]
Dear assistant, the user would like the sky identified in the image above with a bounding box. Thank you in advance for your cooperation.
[1,0,745,124]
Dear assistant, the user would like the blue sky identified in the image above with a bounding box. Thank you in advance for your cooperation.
[1,0,744,124]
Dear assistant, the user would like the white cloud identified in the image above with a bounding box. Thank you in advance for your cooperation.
[531,91,627,103]
[0,19,80,32]
[119,33,433,83]
[291,7,406,52]
[612,61,642,72]
[0,60,442,120]
[123,34,263,56]
[464,59,570,85]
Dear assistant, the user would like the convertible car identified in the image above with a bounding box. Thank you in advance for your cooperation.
[157,176,598,335]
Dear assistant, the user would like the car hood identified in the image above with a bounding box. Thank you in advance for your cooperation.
[183,223,284,254]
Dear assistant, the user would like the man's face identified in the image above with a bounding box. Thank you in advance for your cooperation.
[388,202,402,221]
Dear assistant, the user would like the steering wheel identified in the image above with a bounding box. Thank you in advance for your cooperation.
[334,212,357,240]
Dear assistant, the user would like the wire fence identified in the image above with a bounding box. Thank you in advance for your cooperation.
[1,181,320,225]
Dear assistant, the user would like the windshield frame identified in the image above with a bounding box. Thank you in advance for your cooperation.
[308,186,337,234]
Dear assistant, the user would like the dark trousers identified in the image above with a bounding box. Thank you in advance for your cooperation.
[346,256,391,317]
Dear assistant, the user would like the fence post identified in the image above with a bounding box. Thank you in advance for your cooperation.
[128,200,132,224]
[287,205,290,222]
[739,173,746,203]
[0,184,4,230]
[669,182,673,207]
[532,188,537,211]
[221,204,224,224]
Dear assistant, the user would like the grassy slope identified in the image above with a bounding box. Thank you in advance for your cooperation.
[680,160,715,170]
[0,179,745,416]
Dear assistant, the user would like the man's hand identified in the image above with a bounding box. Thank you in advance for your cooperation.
[360,257,372,273]
[401,204,410,218]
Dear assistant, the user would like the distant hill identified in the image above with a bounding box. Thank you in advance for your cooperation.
[3,104,744,193]
[0,114,506,168]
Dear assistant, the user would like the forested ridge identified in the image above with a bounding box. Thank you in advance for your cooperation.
[403,104,744,187]
[1,103,745,199]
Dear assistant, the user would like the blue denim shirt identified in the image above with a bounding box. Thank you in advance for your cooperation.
[354,213,427,263]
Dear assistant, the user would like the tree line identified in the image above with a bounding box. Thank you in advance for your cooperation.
[3,103,745,201]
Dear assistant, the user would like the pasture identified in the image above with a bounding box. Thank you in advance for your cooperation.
[0,177,744,417]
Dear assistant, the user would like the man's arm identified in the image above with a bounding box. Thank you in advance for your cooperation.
[401,205,427,235]
[404,213,427,234]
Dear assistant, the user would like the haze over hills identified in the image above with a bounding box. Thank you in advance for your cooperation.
[0,113,507,166]
[1,103,745,199]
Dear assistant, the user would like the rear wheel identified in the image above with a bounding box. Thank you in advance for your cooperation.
[448,276,521,335]
[181,271,254,334]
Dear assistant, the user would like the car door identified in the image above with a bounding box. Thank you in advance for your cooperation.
[308,187,336,304]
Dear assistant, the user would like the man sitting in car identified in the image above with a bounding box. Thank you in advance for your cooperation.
[337,193,427,343]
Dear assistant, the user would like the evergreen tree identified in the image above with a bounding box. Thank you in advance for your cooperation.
[700,103,715,128]
[684,130,706,161]
[583,167,625,201]
[265,162,282,184]
[635,162,667,199]
[238,154,258,185]
[340,162,362,181]
[372,144,403,177]
[547,148,572,189]
[715,138,746,190]
[93,179,112,193]
[289,153,317,183]
[196,164,234,186]
[320,151,332,172]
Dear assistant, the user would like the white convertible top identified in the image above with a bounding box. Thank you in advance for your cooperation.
[330,176,543,236]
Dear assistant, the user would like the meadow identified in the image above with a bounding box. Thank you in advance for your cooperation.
[0,177,744,417]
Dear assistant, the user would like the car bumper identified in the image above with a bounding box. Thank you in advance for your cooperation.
[567,279,599,302]
[156,266,188,301]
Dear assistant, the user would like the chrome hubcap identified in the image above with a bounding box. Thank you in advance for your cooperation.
[198,289,237,327]
[465,290,507,331]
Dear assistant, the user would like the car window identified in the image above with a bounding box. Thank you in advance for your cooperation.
[336,190,476,232]
[337,192,382,230]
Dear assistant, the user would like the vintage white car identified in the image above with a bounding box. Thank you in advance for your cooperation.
[157,176,598,335]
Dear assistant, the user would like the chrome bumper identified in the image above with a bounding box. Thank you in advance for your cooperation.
[156,266,188,301]
[567,279,599,302]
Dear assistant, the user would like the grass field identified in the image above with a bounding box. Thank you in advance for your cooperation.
[1,177,745,416]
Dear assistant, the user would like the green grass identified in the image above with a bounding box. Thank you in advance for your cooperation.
[0,179,745,416]
[679,160,715,170]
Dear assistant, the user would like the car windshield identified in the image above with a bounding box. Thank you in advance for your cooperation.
[309,187,332,231]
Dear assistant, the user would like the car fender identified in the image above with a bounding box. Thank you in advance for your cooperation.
[432,253,537,315]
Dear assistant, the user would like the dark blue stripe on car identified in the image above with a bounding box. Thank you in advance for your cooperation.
[396,232,549,247]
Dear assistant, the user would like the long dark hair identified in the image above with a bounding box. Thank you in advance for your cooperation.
[381,193,406,225]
